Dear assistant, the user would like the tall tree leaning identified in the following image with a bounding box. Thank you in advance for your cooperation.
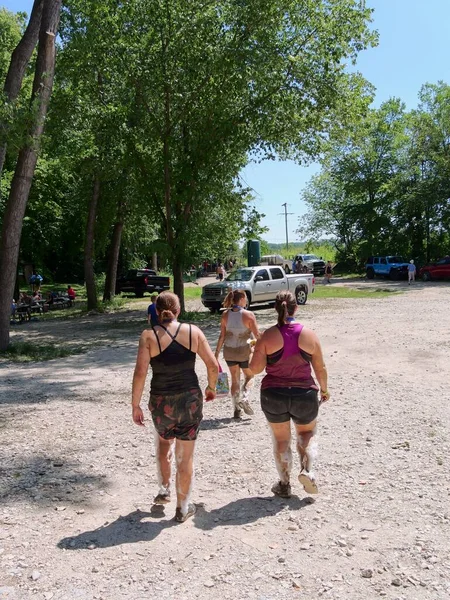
[0,0,62,351]
[0,0,44,178]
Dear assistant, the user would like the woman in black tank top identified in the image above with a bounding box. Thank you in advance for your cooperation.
[132,292,218,522]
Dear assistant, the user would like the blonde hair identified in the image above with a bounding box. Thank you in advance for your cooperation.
[274,290,296,327]
[223,288,246,309]
[156,291,180,322]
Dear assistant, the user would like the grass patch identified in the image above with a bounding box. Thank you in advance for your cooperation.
[95,296,127,313]
[1,341,86,363]
[313,286,397,299]
[183,286,203,300]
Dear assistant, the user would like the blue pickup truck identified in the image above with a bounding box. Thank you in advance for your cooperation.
[365,256,410,280]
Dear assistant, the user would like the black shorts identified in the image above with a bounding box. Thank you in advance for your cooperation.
[225,359,249,369]
[149,388,203,441]
[261,387,319,425]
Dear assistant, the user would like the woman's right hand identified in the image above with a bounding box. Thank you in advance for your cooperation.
[205,386,216,402]
[132,405,145,426]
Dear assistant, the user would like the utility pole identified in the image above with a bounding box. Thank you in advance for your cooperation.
[279,203,294,254]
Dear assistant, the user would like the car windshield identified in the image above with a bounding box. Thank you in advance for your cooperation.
[226,269,253,282]
[388,256,404,263]
[303,255,320,261]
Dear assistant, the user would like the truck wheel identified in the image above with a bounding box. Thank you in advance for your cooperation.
[422,271,431,282]
[208,307,217,314]
[245,292,251,309]
[295,287,307,305]
[366,268,375,279]
[135,290,144,298]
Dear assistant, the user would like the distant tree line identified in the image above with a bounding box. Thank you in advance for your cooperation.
[298,86,450,269]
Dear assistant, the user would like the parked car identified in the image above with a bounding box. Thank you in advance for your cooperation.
[201,266,315,313]
[419,256,450,281]
[293,254,326,276]
[260,254,292,273]
[365,256,409,280]
[115,269,170,297]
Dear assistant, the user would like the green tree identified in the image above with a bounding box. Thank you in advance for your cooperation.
[0,0,62,351]
[122,0,376,309]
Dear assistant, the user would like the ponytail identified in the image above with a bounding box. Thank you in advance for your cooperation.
[156,291,180,322]
[274,291,296,326]
[223,288,246,309]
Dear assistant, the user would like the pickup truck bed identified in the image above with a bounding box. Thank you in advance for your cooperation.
[115,269,170,297]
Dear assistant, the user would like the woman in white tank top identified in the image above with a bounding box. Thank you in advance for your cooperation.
[215,289,260,418]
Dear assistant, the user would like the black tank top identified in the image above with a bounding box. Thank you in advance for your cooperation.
[150,323,200,395]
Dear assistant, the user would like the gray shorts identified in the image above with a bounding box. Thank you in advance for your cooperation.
[261,387,319,425]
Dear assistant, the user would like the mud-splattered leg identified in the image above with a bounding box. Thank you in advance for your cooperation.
[174,439,196,521]
[267,421,292,497]
[153,431,174,503]
[295,421,319,494]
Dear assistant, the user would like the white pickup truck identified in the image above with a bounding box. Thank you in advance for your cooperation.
[201,266,315,313]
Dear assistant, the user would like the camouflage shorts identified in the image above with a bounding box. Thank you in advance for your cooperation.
[149,388,203,441]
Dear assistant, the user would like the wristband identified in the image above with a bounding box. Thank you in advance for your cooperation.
[206,385,215,392]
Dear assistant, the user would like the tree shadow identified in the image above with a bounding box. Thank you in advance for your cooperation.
[0,454,108,506]
[58,508,177,549]
[193,495,313,530]
[200,417,253,430]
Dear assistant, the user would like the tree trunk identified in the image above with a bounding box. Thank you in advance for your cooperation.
[172,259,185,313]
[103,219,124,302]
[0,0,45,177]
[84,176,100,310]
[0,0,61,351]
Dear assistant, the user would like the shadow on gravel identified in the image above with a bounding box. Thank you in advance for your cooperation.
[58,509,177,548]
[194,495,313,530]
[201,417,252,430]
[0,455,108,505]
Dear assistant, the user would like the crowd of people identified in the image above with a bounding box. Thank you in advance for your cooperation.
[132,289,330,523]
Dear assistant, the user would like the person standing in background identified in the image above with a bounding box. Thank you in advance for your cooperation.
[408,260,416,285]
[147,294,158,327]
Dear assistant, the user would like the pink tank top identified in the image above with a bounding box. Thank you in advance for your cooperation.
[261,322,318,390]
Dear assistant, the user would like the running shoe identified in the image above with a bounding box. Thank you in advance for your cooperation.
[298,471,318,494]
[174,503,196,523]
[153,486,171,504]
[233,408,242,419]
[271,481,292,498]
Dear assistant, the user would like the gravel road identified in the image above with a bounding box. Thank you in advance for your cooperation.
[1,283,449,599]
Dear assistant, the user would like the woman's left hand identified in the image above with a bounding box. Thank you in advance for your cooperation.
[132,405,145,426]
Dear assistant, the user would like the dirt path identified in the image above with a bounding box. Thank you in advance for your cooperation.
[1,286,449,599]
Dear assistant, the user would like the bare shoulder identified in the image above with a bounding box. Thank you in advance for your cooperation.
[188,323,204,338]
[299,326,319,352]
[261,325,279,341]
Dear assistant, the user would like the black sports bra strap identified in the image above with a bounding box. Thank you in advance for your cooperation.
[189,324,192,350]
[153,328,162,353]
[172,323,182,341]
[158,322,182,341]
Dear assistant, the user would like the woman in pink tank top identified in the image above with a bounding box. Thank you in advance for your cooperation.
[250,291,330,498]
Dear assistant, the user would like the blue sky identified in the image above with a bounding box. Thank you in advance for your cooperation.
[3,0,450,243]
